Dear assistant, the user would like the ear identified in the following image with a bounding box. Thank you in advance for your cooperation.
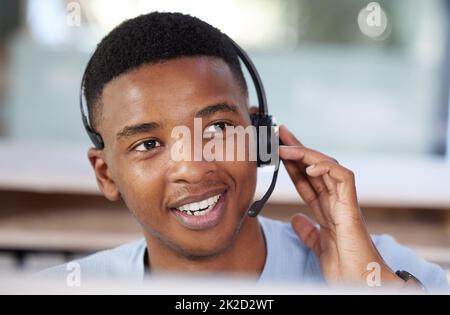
[88,148,120,201]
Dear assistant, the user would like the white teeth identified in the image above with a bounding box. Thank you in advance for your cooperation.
[199,200,208,209]
[175,194,221,216]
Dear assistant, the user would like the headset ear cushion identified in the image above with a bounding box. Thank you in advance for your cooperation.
[87,129,104,150]
[250,114,275,167]
[250,113,260,128]
[250,114,261,166]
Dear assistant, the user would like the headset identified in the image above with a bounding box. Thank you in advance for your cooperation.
[80,37,280,217]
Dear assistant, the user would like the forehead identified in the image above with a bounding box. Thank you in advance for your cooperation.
[99,57,247,134]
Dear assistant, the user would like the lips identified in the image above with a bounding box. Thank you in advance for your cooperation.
[169,190,228,231]
[168,188,227,211]
[175,194,221,216]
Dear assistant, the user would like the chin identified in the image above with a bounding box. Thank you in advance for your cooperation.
[137,191,250,259]
[174,224,241,259]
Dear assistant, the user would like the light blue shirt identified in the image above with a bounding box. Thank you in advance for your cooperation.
[41,216,448,291]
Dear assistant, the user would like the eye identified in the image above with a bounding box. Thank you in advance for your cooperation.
[203,122,232,137]
[134,139,162,152]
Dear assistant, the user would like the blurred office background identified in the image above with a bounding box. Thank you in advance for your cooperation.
[0,0,449,280]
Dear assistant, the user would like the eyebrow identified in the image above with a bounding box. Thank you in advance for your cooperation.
[115,103,238,140]
[116,122,161,140]
[195,103,238,118]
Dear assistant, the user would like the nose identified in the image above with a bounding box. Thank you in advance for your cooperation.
[167,159,218,185]
[167,124,219,184]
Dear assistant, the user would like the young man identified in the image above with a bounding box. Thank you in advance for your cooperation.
[42,12,447,291]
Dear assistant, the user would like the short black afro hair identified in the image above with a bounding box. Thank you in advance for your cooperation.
[83,11,248,129]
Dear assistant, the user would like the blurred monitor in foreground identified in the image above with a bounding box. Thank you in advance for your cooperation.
[0,0,449,297]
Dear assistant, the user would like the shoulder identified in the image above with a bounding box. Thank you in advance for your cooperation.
[258,216,323,283]
[259,216,308,252]
[37,239,147,282]
[258,216,448,290]
[371,234,449,291]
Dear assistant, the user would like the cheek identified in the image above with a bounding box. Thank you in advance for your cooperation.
[223,160,257,208]
[115,160,167,222]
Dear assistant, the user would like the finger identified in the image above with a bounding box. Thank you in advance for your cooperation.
[283,160,327,224]
[322,173,337,197]
[291,213,321,256]
[282,159,317,205]
[279,125,305,147]
[280,145,332,199]
[279,145,336,166]
[306,161,355,184]
[306,161,358,205]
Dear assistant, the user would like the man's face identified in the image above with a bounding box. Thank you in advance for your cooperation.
[93,57,257,257]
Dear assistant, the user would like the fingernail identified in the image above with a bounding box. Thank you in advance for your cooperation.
[306,165,316,172]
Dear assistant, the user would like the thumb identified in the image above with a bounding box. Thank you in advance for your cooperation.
[291,213,321,257]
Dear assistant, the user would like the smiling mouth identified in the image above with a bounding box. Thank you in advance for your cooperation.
[174,194,221,216]
[169,190,228,230]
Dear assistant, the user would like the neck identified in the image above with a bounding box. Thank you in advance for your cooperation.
[144,216,266,277]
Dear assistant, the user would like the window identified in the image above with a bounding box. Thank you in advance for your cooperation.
[6,0,449,157]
